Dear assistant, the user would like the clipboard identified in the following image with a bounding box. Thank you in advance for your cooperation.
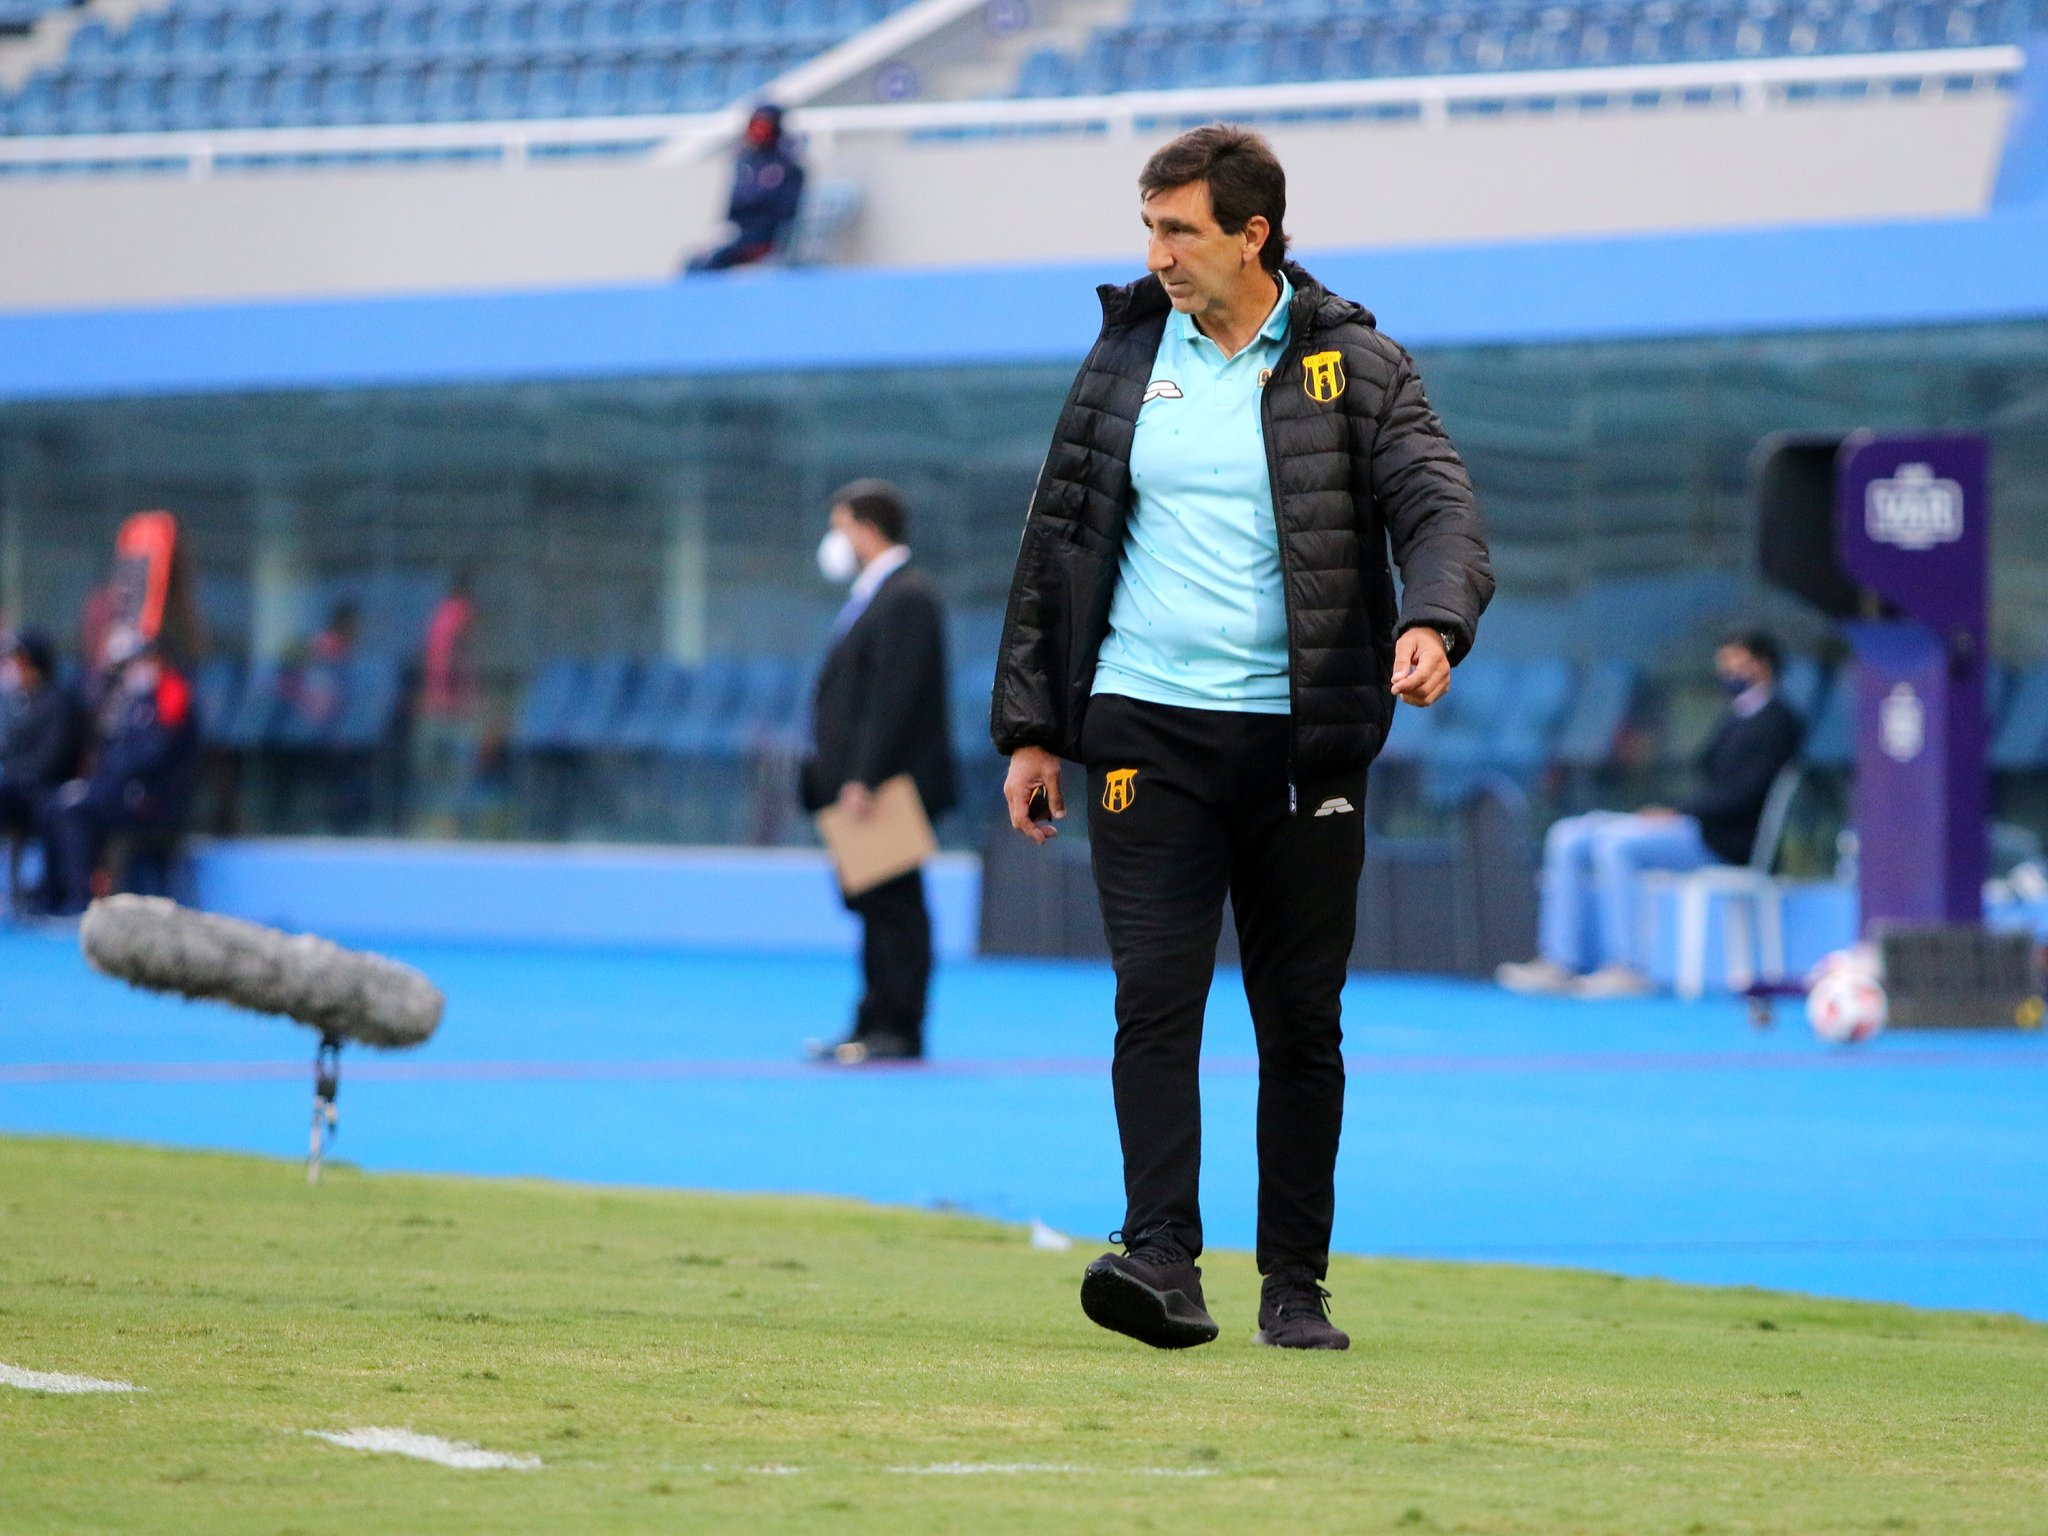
[815,773,938,897]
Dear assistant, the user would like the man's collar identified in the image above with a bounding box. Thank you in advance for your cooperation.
[1170,270,1294,347]
[851,544,911,604]
[1733,682,1774,719]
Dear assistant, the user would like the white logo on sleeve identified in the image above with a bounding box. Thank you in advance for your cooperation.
[1141,380,1184,403]
[1313,797,1356,817]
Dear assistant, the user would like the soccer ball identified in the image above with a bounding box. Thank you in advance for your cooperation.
[1806,958,1887,1045]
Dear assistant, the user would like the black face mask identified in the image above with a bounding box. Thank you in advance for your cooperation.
[1717,670,1751,698]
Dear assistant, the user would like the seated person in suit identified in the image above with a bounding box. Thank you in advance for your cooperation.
[800,479,957,1063]
[43,639,200,917]
[1498,630,1804,998]
[1,629,88,911]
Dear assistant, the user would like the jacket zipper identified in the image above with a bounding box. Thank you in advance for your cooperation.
[1262,312,1306,817]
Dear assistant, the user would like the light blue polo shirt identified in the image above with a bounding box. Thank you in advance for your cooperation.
[1093,272,1294,714]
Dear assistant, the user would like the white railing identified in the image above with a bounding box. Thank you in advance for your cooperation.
[0,44,2020,176]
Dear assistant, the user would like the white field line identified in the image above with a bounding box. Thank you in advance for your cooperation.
[307,1428,542,1470]
[0,1362,143,1394]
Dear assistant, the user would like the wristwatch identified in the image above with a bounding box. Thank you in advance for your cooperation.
[1436,627,1457,662]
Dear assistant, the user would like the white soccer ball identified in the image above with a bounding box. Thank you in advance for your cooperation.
[1806,962,1887,1045]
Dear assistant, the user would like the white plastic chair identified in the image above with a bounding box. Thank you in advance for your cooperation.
[1642,765,1804,1001]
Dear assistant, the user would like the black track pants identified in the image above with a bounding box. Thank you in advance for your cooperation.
[1083,693,1366,1276]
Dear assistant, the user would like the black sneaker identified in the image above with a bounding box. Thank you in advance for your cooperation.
[1254,1269,1350,1351]
[1080,1237,1219,1350]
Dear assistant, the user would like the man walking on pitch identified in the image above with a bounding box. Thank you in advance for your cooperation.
[992,125,1493,1350]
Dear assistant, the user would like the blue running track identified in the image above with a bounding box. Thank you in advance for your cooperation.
[3,928,2044,1318]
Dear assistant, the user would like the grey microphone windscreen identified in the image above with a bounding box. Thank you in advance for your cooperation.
[80,895,443,1049]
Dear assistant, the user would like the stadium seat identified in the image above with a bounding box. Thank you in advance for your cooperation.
[614,658,693,751]
[218,661,288,752]
[1552,658,1638,770]
[1801,661,1855,769]
[555,654,641,751]
[1991,663,2048,773]
[512,656,590,751]
[329,655,404,752]
[662,653,748,758]
[193,656,246,748]
[1641,763,1805,999]
[1776,653,1826,722]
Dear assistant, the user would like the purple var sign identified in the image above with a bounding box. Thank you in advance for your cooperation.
[1835,434,1990,928]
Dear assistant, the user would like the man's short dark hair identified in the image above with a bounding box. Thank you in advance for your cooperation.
[1138,123,1290,273]
[1725,629,1783,677]
[832,478,907,545]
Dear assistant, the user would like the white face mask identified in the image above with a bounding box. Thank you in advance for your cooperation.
[816,528,859,585]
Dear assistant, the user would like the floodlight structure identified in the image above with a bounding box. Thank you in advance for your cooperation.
[80,895,445,1180]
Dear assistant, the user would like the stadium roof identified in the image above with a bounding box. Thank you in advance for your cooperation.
[2,202,2045,402]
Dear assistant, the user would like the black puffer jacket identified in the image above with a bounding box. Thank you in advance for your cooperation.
[990,262,1494,781]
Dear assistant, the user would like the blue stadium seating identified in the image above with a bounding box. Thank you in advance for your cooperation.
[0,0,75,34]
[191,654,245,747]
[1011,0,2025,98]
[1551,658,1638,770]
[1,0,911,134]
[511,654,589,751]
[1802,659,1856,769]
[1991,661,2048,772]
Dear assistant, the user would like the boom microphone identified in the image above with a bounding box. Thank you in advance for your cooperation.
[80,895,443,1047]
[80,896,444,1182]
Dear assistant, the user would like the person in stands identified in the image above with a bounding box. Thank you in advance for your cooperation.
[1497,630,1805,999]
[413,569,479,834]
[43,639,199,917]
[1,629,88,912]
[685,104,807,273]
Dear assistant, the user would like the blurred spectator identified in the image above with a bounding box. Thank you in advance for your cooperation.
[1497,631,1804,998]
[1,629,88,911]
[293,600,358,732]
[413,570,479,835]
[685,105,806,274]
[76,579,118,691]
[43,640,199,916]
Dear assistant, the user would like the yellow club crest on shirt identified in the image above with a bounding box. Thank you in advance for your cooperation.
[1101,768,1139,814]
[1302,350,1346,403]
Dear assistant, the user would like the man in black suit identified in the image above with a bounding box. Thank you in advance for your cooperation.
[1498,630,1805,998]
[801,480,956,1063]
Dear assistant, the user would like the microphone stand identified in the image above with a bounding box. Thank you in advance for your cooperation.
[308,1034,341,1185]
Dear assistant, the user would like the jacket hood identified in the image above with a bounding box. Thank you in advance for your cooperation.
[1095,262,1375,337]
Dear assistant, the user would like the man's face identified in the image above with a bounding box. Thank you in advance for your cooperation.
[1716,644,1765,693]
[1143,180,1265,317]
[746,114,776,148]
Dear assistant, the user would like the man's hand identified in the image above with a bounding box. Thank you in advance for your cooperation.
[836,781,874,820]
[1004,746,1066,845]
[1636,805,1679,821]
[1390,627,1451,707]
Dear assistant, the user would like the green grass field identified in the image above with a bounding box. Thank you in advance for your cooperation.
[4,1136,2046,1535]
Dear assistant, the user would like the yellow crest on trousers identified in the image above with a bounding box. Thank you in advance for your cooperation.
[1101,769,1138,814]
[1302,350,1346,403]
